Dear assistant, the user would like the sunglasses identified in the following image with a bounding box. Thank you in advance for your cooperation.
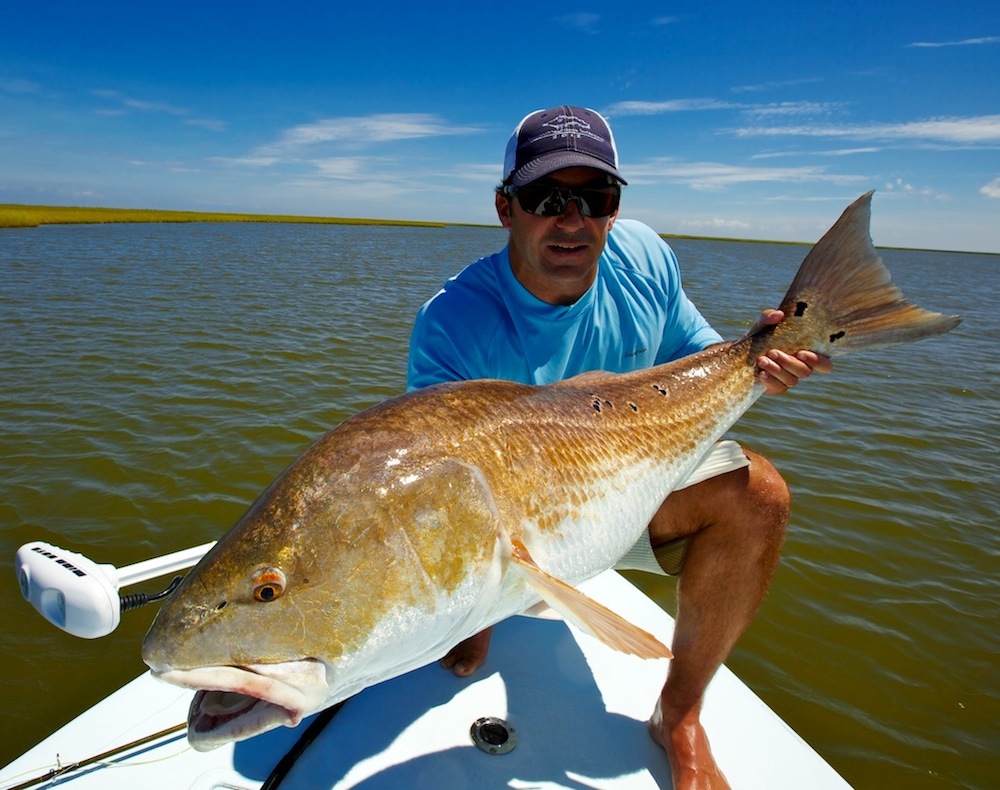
[504,182,621,218]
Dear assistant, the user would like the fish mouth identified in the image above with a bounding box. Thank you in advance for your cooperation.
[151,659,329,751]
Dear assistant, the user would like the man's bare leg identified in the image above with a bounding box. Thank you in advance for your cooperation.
[647,448,790,789]
[441,627,493,676]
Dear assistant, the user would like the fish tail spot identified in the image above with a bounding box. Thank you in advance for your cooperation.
[628,402,638,412]
[794,301,808,317]
[829,330,846,342]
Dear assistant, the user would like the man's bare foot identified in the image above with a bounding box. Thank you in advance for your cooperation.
[440,627,493,676]
[649,697,730,790]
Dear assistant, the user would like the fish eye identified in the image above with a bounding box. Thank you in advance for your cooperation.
[251,567,286,602]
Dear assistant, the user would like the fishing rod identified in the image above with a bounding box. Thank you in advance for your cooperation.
[2,723,188,790]
[15,540,215,639]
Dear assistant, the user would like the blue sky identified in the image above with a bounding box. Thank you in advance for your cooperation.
[2,1,998,253]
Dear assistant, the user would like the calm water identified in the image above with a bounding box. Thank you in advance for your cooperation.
[1,222,996,787]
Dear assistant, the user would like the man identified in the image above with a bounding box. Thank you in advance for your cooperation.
[407,105,830,789]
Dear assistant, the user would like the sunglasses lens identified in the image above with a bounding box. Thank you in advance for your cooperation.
[578,188,619,217]
[513,185,620,217]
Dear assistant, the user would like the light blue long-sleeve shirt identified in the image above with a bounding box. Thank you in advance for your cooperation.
[407,219,722,390]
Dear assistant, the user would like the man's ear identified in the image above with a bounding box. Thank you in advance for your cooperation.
[495,191,512,229]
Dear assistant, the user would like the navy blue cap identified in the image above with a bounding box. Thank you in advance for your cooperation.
[502,105,627,187]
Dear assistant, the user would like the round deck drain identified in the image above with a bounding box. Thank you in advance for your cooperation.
[470,716,517,755]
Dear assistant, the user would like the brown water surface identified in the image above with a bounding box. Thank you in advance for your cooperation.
[1,223,995,787]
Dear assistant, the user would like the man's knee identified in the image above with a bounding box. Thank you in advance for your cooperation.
[742,450,791,538]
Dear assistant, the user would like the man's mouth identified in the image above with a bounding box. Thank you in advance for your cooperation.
[549,242,588,254]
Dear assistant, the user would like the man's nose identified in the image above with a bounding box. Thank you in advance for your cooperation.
[555,196,586,226]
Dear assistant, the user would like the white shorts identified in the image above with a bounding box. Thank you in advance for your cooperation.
[614,440,750,576]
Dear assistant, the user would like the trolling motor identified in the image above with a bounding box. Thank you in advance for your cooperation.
[15,541,215,638]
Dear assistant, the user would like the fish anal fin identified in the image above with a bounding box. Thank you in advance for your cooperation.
[521,601,561,620]
[509,541,672,660]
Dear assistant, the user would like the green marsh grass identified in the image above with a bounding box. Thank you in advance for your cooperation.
[0,204,450,229]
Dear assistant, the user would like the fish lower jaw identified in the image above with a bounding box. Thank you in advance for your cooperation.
[150,660,330,751]
[187,689,300,752]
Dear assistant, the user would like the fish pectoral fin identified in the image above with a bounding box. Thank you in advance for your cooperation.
[509,540,672,660]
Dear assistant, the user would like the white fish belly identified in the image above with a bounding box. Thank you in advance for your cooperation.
[518,390,759,584]
[519,457,686,582]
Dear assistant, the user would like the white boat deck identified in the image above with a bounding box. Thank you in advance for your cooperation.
[0,571,851,789]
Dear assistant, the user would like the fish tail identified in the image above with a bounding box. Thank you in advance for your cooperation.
[765,191,961,357]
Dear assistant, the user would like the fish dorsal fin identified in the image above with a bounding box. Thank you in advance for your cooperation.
[509,540,672,660]
[552,370,610,386]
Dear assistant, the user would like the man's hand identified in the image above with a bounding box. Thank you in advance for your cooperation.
[754,309,833,395]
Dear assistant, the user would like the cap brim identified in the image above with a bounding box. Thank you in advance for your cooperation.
[510,151,627,187]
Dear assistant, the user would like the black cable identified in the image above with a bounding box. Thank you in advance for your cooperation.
[119,575,183,612]
[260,701,346,790]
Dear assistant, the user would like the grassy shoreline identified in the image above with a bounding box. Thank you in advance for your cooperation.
[0,204,461,230]
[0,203,817,247]
[2,203,990,255]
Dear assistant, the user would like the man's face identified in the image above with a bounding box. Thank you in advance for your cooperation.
[496,167,619,306]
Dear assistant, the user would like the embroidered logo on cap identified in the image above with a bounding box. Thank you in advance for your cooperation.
[530,114,605,145]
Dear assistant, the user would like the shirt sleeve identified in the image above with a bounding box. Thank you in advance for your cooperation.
[655,253,724,363]
[407,254,522,390]
[607,221,722,364]
[406,296,473,391]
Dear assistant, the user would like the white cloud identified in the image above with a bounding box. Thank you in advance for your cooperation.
[604,98,841,120]
[222,119,495,186]
[604,99,740,116]
[184,118,227,132]
[731,114,1000,144]
[626,158,866,189]
[731,78,822,94]
[91,88,226,131]
[981,177,1000,198]
[255,113,482,160]
[680,217,752,232]
[751,147,881,160]
[908,36,1000,48]
[882,178,944,199]
[213,155,281,168]
[92,89,187,116]
[309,157,373,179]
[743,101,843,118]
[818,147,881,156]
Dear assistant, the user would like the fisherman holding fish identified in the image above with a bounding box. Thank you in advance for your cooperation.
[407,106,833,789]
[141,105,958,779]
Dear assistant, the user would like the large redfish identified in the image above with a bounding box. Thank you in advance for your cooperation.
[142,192,960,751]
